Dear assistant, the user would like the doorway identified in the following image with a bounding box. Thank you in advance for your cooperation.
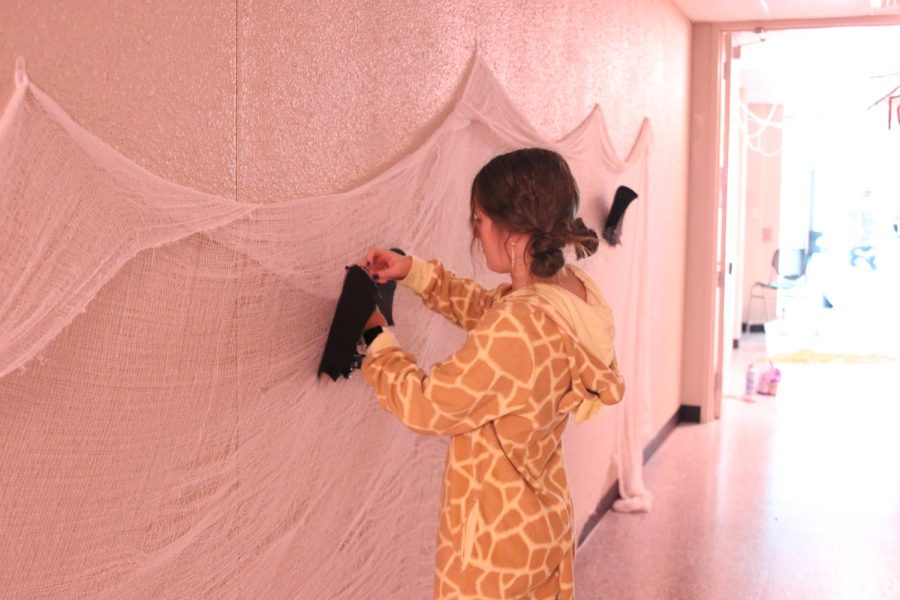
[719,25,900,400]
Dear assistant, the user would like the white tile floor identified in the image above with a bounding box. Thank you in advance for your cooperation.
[574,331,900,600]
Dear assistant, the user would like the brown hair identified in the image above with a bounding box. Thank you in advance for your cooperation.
[470,148,599,277]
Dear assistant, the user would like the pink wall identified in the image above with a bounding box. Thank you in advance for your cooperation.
[0,2,236,197]
[1,0,690,544]
[682,22,719,417]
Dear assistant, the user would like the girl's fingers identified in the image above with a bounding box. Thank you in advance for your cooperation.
[375,254,393,273]
[366,247,379,263]
[360,247,403,281]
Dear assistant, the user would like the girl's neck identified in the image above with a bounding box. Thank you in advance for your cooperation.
[510,267,564,291]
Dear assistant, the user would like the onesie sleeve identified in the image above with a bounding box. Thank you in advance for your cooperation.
[399,256,512,331]
[361,302,536,436]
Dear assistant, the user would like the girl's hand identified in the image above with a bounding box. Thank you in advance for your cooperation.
[363,306,388,331]
[360,247,413,282]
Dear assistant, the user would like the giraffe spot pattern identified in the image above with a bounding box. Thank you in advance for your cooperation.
[362,257,624,599]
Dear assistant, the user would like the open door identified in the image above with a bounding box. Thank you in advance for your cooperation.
[686,19,900,424]
[711,32,737,419]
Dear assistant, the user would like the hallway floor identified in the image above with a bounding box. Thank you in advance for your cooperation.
[574,333,900,600]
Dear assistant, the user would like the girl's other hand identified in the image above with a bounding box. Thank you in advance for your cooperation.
[360,247,413,282]
[363,306,388,331]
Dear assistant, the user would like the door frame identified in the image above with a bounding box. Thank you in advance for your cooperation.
[682,14,900,423]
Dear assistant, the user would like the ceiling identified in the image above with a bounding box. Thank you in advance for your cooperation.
[671,0,900,22]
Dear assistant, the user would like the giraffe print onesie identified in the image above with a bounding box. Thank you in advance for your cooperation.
[362,256,625,600]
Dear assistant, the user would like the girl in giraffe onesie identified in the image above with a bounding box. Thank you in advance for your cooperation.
[358,148,625,600]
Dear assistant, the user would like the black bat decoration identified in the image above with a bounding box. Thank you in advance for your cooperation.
[317,248,405,381]
[602,186,638,246]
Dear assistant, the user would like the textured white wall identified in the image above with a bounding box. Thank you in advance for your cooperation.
[1,0,691,541]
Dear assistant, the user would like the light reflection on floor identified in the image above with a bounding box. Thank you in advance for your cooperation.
[574,331,900,599]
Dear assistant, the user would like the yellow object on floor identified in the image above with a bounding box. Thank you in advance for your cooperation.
[765,348,896,364]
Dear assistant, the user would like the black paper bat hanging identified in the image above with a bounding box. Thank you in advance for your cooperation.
[602,186,639,246]
[317,248,405,381]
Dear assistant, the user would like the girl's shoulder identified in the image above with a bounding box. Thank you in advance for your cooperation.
[564,265,609,304]
[485,291,563,341]
[474,294,551,338]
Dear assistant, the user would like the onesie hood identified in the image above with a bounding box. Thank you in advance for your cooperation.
[505,265,625,423]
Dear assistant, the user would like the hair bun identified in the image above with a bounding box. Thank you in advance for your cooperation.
[530,231,565,277]
[571,217,599,259]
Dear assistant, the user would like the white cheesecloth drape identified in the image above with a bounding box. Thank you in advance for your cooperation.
[0,54,652,598]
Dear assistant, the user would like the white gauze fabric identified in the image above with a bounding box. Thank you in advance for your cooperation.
[0,55,652,598]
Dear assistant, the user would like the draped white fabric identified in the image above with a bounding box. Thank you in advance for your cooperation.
[0,55,651,598]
